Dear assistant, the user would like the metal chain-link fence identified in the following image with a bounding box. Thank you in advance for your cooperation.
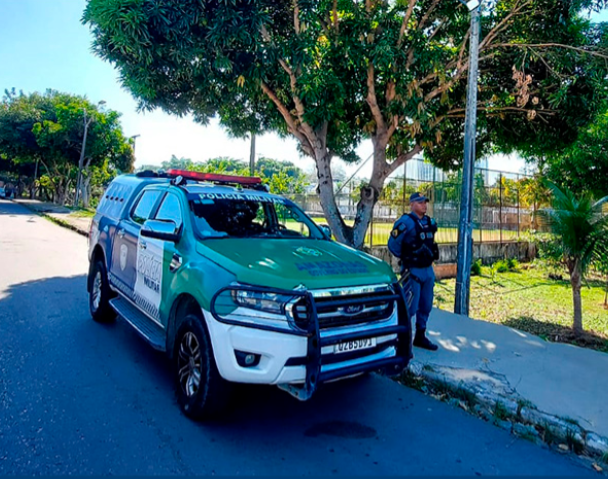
[288,159,538,247]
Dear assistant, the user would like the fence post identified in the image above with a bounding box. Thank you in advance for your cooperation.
[369,208,374,248]
[402,163,406,214]
[499,173,503,244]
[517,180,521,239]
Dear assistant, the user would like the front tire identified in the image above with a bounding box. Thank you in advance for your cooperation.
[174,313,232,421]
[88,260,116,323]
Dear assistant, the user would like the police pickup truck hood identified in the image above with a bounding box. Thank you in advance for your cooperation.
[196,238,396,290]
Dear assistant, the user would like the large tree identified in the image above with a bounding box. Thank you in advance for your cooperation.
[84,0,608,248]
[541,105,608,199]
[0,89,134,205]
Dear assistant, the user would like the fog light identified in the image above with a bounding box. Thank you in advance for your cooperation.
[235,350,261,367]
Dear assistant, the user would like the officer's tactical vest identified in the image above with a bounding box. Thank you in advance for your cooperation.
[405,213,439,268]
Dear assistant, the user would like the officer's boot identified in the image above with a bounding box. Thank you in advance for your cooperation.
[413,328,438,351]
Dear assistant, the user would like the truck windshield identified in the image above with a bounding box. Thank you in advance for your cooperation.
[189,194,325,240]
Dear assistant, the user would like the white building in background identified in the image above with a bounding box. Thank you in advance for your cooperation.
[403,156,491,184]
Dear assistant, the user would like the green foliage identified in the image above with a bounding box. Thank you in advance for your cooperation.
[0,89,133,205]
[507,258,520,271]
[139,155,307,195]
[83,0,608,247]
[544,105,608,199]
[471,259,483,276]
[539,182,608,275]
[494,260,510,273]
[538,181,608,332]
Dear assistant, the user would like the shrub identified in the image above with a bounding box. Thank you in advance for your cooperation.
[507,258,520,271]
[494,260,509,273]
[471,259,483,276]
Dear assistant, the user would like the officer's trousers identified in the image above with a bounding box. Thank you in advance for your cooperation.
[406,266,435,331]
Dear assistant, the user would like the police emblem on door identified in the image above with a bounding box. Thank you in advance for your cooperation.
[120,244,128,271]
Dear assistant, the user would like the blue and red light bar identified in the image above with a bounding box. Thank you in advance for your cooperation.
[166,169,262,185]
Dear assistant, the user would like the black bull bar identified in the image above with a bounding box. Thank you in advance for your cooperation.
[210,281,413,400]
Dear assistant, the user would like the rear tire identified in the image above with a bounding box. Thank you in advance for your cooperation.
[174,313,232,421]
[88,260,116,323]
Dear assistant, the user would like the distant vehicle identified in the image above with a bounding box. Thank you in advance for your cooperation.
[88,169,412,420]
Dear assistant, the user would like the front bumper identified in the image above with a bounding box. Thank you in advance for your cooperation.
[207,282,412,400]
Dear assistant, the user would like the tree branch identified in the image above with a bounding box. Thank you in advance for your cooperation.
[479,0,533,51]
[332,0,338,32]
[366,63,387,134]
[457,28,471,70]
[417,0,440,33]
[386,144,423,178]
[293,0,301,35]
[277,58,316,144]
[260,21,315,147]
[398,0,417,47]
[427,18,446,43]
[447,106,557,116]
[490,43,608,60]
[424,62,469,102]
[260,81,313,155]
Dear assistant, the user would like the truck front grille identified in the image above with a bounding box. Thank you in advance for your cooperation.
[290,285,396,330]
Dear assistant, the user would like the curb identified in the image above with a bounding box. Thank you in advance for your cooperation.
[401,360,608,461]
[15,201,89,238]
[42,214,89,238]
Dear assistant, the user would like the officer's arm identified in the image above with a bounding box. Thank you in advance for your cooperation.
[401,217,416,246]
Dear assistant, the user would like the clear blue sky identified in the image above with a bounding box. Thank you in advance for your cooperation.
[0,0,304,171]
[0,1,606,175]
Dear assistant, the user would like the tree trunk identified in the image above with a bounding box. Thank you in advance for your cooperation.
[314,134,396,250]
[315,149,351,244]
[569,259,584,335]
[604,273,607,309]
[55,183,67,206]
[82,176,92,208]
[80,158,93,209]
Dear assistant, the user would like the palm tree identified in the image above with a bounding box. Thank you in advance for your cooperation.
[539,182,608,334]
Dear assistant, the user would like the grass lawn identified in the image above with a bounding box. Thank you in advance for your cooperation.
[308,216,521,245]
[68,207,96,218]
[433,264,608,353]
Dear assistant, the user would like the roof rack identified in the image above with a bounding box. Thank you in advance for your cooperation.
[135,169,268,191]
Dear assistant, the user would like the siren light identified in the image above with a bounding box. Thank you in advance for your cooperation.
[166,169,262,185]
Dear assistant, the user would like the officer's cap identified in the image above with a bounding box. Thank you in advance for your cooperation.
[409,192,429,203]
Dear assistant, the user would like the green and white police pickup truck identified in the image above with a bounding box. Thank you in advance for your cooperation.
[88,169,412,420]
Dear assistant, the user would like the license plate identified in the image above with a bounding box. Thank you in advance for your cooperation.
[334,337,377,354]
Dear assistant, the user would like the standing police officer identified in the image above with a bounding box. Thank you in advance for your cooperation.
[388,192,439,351]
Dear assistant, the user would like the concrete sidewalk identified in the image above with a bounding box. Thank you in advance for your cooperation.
[409,308,608,458]
[14,199,91,236]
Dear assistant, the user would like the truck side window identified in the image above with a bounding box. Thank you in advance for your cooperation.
[155,193,183,229]
[131,190,162,225]
[275,203,311,237]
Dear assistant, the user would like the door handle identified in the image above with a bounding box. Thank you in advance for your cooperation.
[117,229,125,238]
[139,241,147,250]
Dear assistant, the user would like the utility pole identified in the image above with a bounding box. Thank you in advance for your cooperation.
[74,100,105,208]
[249,133,256,176]
[454,0,482,316]
[31,158,39,199]
[74,109,92,208]
[130,134,140,158]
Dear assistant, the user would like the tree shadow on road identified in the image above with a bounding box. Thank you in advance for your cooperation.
[0,199,39,216]
[0,274,383,433]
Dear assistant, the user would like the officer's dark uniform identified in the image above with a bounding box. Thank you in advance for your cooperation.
[388,193,439,351]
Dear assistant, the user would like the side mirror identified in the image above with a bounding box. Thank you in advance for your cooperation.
[320,224,332,239]
[141,219,181,242]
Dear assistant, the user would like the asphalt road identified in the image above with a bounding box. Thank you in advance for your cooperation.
[0,199,596,476]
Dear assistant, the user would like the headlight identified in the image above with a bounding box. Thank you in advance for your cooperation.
[231,289,295,315]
